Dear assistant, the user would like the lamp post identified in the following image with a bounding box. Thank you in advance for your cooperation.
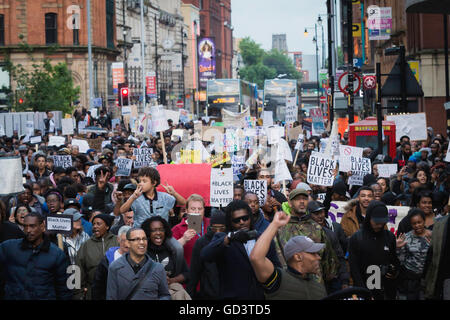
[317,15,326,69]
[304,25,320,108]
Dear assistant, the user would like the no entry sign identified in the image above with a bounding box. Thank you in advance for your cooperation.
[338,72,361,95]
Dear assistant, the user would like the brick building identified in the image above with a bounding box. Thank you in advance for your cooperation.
[0,0,120,110]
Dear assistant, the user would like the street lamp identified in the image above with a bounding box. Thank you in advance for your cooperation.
[305,25,320,108]
[317,15,326,69]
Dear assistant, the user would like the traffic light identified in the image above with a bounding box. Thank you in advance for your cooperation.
[18,98,24,104]
[120,87,129,106]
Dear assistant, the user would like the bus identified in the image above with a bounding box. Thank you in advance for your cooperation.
[206,79,258,118]
[263,79,298,121]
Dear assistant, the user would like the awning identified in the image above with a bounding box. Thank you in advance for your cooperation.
[406,0,450,14]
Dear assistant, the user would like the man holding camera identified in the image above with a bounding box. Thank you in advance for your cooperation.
[348,200,400,300]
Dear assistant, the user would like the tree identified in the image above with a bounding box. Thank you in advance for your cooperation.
[4,42,80,114]
[239,37,265,66]
[263,50,302,82]
[239,63,277,88]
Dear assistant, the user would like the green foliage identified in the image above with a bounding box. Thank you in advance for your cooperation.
[237,37,302,87]
[3,43,80,114]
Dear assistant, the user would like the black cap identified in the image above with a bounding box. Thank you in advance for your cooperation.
[210,209,226,225]
[307,201,325,214]
[363,174,377,186]
[380,192,396,206]
[367,200,389,224]
[332,181,347,197]
[64,198,81,209]
[123,183,137,191]
[81,193,94,214]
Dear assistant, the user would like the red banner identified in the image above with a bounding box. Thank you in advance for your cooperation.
[146,72,157,95]
[156,164,212,207]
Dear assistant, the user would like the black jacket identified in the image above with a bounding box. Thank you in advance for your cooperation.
[186,227,221,299]
[348,215,400,290]
[323,226,350,286]
[147,241,190,282]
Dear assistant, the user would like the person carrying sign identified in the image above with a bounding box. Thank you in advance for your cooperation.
[0,212,72,300]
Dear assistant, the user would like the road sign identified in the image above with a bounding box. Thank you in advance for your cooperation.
[338,72,361,96]
[176,100,184,108]
[327,88,332,96]
[320,96,327,104]
[363,75,377,90]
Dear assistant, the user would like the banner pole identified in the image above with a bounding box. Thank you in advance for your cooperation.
[160,131,168,164]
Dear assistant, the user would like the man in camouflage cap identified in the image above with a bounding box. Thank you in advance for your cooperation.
[274,188,340,289]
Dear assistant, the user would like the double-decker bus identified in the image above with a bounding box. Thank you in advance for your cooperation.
[206,79,258,118]
[263,79,298,121]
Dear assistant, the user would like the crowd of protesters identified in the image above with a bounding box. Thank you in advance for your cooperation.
[0,108,449,301]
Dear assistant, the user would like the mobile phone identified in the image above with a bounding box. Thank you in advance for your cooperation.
[187,213,203,234]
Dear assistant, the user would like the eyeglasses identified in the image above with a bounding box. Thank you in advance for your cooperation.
[149,228,165,233]
[231,215,251,224]
[128,237,148,242]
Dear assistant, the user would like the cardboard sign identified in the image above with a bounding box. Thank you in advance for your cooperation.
[52,155,73,169]
[339,145,363,158]
[285,97,298,123]
[244,180,267,207]
[287,125,303,142]
[30,136,42,145]
[377,164,398,178]
[187,213,203,234]
[0,157,24,196]
[150,105,169,132]
[46,214,73,236]
[116,158,133,176]
[48,136,66,147]
[328,201,409,234]
[210,168,233,207]
[87,137,104,151]
[71,139,90,153]
[157,164,212,207]
[207,151,231,168]
[386,113,427,142]
[307,153,337,187]
[61,118,74,136]
[133,148,154,168]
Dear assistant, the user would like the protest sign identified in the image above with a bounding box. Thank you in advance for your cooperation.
[71,139,90,153]
[122,106,131,116]
[101,140,111,150]
[210,168,233,207]
[328,201,409,233]
[221,107,250,128]
[267,126,285,145]
[135,114,148,135]
[339,156,371,185]
[377,164,398,178]
[25,120,34,136]
[52,155,73,169]
[294,134,305,151]
[339,145,363,158]
[386,113,427,142]
[274,158,293,184]
[87,137,104,151]
[207,151,231,168]
[285,97,298,123]
[133,148,154,168]
[179,109,189,123]
[244,180,267,207]
[276,138,293,162]
[45,214,73,236]
[287,125,303,142]
[156,164,212,207]
[180,149,202,164]
[317,193,327,201]
[150,105,169,132]
[232,155,246,176]
[307,153,337,187]
[164,110,180,125]
[0,157,24,196]
[263,111,274,127]
[30,136,42,145]
[61,118,74,135]
[224,129,241,152]
[116,158,133,176]
[48,136,66,147]
[111,118,121,129]
[310,108,325,135]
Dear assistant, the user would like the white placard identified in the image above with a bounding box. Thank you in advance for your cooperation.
[339,155,371,174]
[263,111,274,127]
[25,120,34,136]
[295,134,305,151]
[122,106,131,116]
[164,109,180,125]
[71,139,90,153]
[30,136,42,145]
[274,159,293,183]
[46,215,72,234]
[386,113,428,142]
[48,136,66,147]
[285,97,298,123]
[232,155,246,176]
[377,164,398,178]
[307,153,337,187]
[150,105,169,132]
[267,126,285,145]
[116,158,133,176]
[276,138,293,162]
[339,145,363,158]
[133,148,154,168]
[0,157,25,195]
[52,155,73,169]
[61,118,74,136]
[210,168,233,208]
[244,179,267,207]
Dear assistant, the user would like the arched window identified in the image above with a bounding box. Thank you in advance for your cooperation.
[0,15,4,46]
[45,13,57,44]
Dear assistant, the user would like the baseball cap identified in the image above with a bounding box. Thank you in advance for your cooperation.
[123,183,137,191]
[63,208,82,221]
[295,182,312,192]
[64,198,81,209]
[367,200,389,224]
[307,201,325,214]
[284,236,325,261]
[289,188,309,201]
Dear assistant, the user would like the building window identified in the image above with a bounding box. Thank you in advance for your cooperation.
[73,14,79,45]
[0,15,4,46]
[45,13,57,45]
[106,0,115,49]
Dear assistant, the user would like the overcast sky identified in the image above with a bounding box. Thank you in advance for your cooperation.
[231,0,339,56]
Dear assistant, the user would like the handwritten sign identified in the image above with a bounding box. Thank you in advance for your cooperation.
[133,148,154,168]
[232,155,246,176]
[48,136,66,147]
[61,118,74,136]
[116,158,133,176]
[150,105,169,132]
[52,155,73,169]
[377,164,398,178]
[210,168,233,207]
[295,134,305,151]
[207,151,231,168]
[307,153,337,187]
[71,139,90,153]
[244,179,267,207]
[46,214,73,236]
[285,97,298,123]
[30,136,42,145]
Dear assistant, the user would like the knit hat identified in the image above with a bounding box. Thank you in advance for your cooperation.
[93,214,114,229]
[210,209,226,225]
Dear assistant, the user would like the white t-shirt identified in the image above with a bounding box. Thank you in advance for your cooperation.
[114,249,123,261]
